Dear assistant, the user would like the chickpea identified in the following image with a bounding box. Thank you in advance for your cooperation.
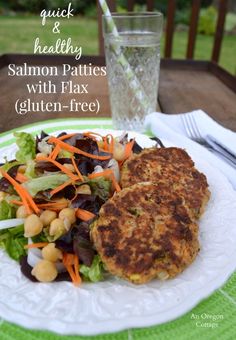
[42,243,62,262]
[0,191,6,202]
[18,165,26,174]
[64,163,75,172]
[36,152,47,160]
[16,205,32,219]
[63,218,71,231]
[59,208,76,224]
[24,214,43,237]
[49,218,66,237]
[76,184,91,195]
[40,210,57,227]
[31,260,58,282]
[113,142,125,161]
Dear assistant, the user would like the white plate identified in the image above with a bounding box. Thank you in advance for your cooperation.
[0,126,236,336]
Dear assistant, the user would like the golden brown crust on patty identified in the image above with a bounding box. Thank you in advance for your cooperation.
[91,182,200,284]
[120,147,210,219]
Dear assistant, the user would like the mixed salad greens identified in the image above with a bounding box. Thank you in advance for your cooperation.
[0,130,142,285]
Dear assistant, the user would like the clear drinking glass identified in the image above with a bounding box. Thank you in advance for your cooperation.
[103,12,163,131]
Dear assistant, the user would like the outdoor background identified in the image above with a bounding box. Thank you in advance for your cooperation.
[0,0,236,75]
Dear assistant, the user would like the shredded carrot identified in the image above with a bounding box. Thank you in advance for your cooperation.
[2,174,29,212]
[71,157,84,181]
[36,156,79,181]
[10,200,23,206]
[102,135,114,153]
[66,266,78,285]
[50,179,74,196]
[110,172,121,192]
[104,134,114,154]
[124,139,135,160]
[88,169,112,180]
[0,169,39,214]
[103,136,108,152]
[37,201,68,210]
[58,133,77,141]
[24,242,49,249]
[63,253,81,286]
[88,169,121,192]
[48,137,111,161]
[73,255,81,284]
[76,208,96,221]
[83,131,103,140]
[64,253,75,266]
[24,192,41,215]
[62,254,76,283]
[49,144,61,160]
[15,172,28,183]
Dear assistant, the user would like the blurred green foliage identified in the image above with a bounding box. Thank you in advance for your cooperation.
[175,8,190,25]
[198,6,217,35]
[2,0,94,14]
[225,12,236,31]
[1,1,235,37]
[1,0,216,15]
[0,15,235,75]
[118,0,213,14]
[5,0,46,12]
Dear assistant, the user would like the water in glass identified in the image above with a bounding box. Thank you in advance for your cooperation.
[104,32,160,131]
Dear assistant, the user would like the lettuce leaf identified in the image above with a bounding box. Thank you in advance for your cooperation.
[14,132,36,162]
[25,160,36,179]
[0,200,16,220]
[32,232,48,243]
[88,177,111,202]
[22,174,69,197]
[0,159,21,172]
[43,225,65,242]
[58,149,72,158]
[0,224,27,261]
[37,138,52,155]
[80,255,104,282]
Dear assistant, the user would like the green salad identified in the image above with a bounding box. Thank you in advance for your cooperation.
[0,130,138,285]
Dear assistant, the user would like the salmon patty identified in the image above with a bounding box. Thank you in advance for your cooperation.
[91,182,200,284]
[120,147,210,219]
